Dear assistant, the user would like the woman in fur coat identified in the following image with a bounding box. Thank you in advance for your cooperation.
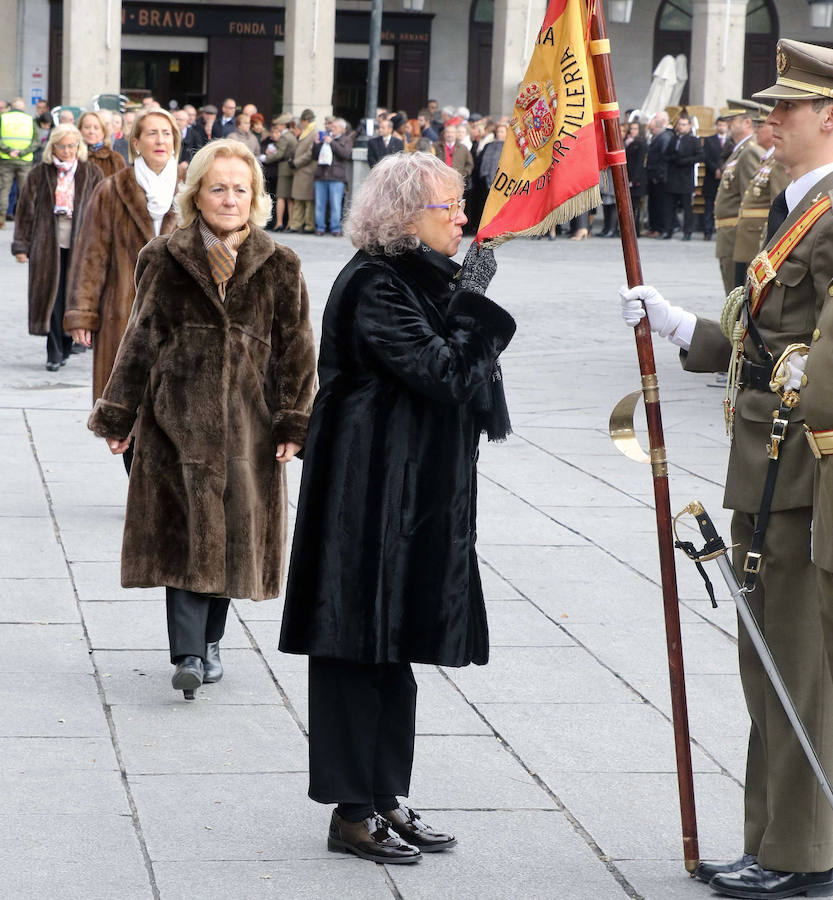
[279,153,515,865]
[78,110,127,180]
[64,109,181,416]
[87,139,317,699]
[12,123,102,370]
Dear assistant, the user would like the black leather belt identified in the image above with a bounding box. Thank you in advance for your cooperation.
[740,358,774,391]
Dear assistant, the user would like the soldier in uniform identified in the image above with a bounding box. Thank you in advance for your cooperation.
[714,102,765,294]
[621,38,833,900]
[732,106,791,287]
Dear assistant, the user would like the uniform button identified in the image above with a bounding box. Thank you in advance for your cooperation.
[814,328,821,341]
[802,374,809,387]
[775,280,782,287]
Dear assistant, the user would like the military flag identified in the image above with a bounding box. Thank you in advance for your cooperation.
[476,0,616,246]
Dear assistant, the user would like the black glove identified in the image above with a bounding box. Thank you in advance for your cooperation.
[458,242,497,295]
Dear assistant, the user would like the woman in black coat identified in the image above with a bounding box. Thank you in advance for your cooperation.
[624,121,648,236]
[280,152,515,864]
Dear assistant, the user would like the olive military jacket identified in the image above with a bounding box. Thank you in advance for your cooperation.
[733,151,791,266]
[791,175,833,572]
[715,137,764,260]
[683,172,833,516]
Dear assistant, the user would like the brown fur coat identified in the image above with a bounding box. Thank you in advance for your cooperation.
[87,221,318,601]
[64,166,178,401]
[87,146,127,180]
[11,160,103,334]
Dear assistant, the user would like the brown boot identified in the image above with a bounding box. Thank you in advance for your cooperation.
[327,811,421,864]
[381,805,457,852]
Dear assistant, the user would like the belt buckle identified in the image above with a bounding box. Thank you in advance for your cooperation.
[744,551,762,575]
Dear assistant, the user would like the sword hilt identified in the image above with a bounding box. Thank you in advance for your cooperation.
[673,501,734,609]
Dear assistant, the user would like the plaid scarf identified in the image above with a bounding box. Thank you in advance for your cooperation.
[199,217,250,300]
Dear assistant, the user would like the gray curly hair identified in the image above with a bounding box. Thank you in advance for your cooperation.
[346,151,464,256]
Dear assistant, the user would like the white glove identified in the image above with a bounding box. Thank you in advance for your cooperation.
[619,284,696,350]
[772,350,807,392]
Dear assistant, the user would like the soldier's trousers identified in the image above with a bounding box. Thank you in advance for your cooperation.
[732,507,833,872]
[719,255,736,295]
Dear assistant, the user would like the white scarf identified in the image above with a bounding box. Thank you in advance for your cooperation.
[133,155,177,234]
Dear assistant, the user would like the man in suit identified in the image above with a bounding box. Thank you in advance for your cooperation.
[702,116,733,240]
[367,118,403,168]
[432,125,474,180]
[211,98,237,139]
[645,112,674,237]
[622,38,833,900]
[661,113,703,240]
[173,109,195,165]
[417,108,439,143]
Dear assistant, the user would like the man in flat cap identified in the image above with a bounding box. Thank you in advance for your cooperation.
[714,101,765,294]
[621,38,833,899]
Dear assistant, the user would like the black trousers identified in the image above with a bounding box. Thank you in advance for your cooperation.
[308,657,417,806]
[165,586,230,663]
[47,248,73,365]
[647,179,666,233]
[663,190,693,236]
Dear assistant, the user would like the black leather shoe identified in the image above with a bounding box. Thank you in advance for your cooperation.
[682,233,691,241]
[381,805,457,852]
[46,361,60,372]
[710,862,833,898]
[695,854,757,884]
[662,232,673,239]
[172,656,203,699]
[203,641,222,683]
[328,811,421,864]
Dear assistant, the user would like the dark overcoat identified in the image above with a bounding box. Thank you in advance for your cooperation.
[11,159,103,334]
[279,246,516,667]
[64,165,178,401]
[625,137,648,198]
[663,132,703,193]
[87,222,318,601]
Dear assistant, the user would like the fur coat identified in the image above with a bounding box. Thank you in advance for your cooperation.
[87,146,127,180]
[64,165,178,401]
[279,247,516,666]
[11,159,103,334]
[87,221,318,601]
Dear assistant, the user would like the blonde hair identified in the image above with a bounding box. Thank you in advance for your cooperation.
[175,138,271,229]
[345,151,463,255]
[77,110,112,148]
[128,108,181,163]
[42,124,87,163]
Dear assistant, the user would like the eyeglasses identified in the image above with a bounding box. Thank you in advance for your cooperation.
[424,198,466,221]
[55,142,79,151]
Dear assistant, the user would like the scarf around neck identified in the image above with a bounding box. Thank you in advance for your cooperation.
[53,158,78,217]
[133,155,178,223]
[199,217,250,300]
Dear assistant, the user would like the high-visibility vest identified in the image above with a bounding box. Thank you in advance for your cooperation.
[0,111,35,161]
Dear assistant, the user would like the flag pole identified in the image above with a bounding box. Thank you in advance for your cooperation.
[588,0,700,873]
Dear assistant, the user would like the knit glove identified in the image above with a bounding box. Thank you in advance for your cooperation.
[458,243,497,295]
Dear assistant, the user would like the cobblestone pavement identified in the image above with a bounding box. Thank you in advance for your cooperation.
[0,222,746,899]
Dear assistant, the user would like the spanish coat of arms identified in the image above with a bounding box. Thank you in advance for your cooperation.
[510,80,559,168]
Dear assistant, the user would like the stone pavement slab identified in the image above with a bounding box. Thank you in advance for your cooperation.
[0,224,769,897]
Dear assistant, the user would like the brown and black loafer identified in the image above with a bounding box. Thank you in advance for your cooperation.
[381,805,457,852]
[327,811,421,864]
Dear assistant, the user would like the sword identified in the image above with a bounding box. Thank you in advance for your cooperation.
[674,500,833,813]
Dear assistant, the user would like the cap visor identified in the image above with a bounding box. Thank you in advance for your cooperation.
[753,83,820,100]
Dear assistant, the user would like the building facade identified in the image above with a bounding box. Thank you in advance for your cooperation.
[1,0,831,123]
